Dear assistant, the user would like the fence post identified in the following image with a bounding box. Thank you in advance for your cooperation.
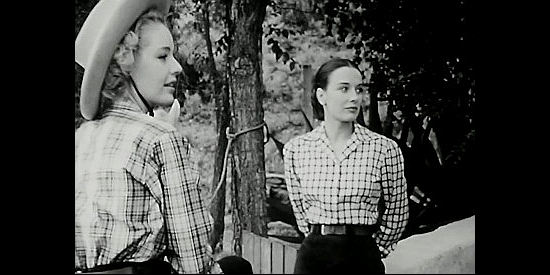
[272,241,284,273]
[260,238,272,273]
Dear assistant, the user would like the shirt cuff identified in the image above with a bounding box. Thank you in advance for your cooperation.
[378,243,395,258]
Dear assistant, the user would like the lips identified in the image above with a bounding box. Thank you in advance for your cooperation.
[345,107,358,111]
[164,81,177,88]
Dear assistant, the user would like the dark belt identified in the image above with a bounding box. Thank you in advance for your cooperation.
[309,224,377,236]
[75,266,134,274]
[75,259,173,274]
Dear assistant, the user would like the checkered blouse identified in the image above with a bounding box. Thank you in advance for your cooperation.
[283,122,408,257]
[75,100,212,274]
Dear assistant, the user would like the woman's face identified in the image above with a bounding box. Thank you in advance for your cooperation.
[317,66,366,123]
[131,22,182,108]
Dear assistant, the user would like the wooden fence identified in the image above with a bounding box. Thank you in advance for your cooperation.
[241,230,301,274]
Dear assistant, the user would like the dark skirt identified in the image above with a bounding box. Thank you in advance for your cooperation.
[293,233,385,274]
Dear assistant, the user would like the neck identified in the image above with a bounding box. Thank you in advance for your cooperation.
[127,76,154,116]
[324,118,354,143]
[126,88,149,113]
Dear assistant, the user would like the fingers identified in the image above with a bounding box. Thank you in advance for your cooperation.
[153,108,168,118]
[153,99,180,128]
[167,99,181,126]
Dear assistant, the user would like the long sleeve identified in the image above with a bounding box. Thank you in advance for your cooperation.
[373,140,409,258]
[283,142,310,235]
[155,132,213,274]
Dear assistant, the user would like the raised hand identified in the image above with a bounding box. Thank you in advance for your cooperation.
[153,99,181,128]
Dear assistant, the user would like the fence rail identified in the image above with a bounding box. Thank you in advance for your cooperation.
[241,230,300,274]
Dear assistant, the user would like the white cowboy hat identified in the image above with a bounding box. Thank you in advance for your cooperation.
[75,0,171,120]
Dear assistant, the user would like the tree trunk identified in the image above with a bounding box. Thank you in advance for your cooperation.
[367,64,383,134]
[300,64,316,131]
[227,0,269,256]
[368,91,382,134]
[201,1,230,254]
[383,98,394,138]
[209,85,230,253]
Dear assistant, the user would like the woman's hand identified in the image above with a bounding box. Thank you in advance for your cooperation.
[210,262,224,274]
[153,99,180,128]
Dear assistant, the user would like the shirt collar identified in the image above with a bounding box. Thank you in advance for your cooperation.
[305,121,373,143]
[101,98,149,118]
[353,123,375,142]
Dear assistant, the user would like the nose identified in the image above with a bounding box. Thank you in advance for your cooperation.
[171,56,183,75]
[349,89,360,102]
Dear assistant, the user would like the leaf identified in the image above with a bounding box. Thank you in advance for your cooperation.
[282,29,288,38]
[290,61,296,71]
[282,52,289,64]
[274,47,282,61]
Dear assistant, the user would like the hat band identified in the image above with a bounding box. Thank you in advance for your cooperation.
[129,76,154,117]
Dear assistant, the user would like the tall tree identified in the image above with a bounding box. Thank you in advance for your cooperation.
[196,0,231,255]
[170,0,271,256]
[225,0,270,256]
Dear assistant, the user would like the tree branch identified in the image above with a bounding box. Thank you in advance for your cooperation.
[270,3,317,14]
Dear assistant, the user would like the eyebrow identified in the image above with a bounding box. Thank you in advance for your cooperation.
[336,82,365,86]
[158,46,172,52]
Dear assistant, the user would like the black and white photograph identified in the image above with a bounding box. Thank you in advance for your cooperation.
[75,0,476,273]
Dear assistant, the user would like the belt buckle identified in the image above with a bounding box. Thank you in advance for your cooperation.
[321,225,336,235]
[320,225,345,235]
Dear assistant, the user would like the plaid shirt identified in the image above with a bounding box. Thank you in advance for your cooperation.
[283,122,408,257]
[75,100,213,274]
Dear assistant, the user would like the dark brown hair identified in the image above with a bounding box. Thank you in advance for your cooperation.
[311,58,360,120]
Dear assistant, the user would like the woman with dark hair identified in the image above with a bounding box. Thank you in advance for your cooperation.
[283,58,409,274]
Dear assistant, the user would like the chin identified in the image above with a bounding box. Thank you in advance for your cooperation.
[158,96,175,107]
[339,115,357,123]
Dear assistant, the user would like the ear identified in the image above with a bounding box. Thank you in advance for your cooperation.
[316,88,326,106]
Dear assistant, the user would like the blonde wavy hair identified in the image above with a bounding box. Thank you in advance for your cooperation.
[98,9,167,114]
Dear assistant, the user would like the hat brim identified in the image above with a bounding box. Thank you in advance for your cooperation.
[75,0,170,120]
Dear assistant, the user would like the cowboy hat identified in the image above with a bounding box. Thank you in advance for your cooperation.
[75,0,171,120]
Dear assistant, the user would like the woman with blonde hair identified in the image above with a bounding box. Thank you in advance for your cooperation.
[75,0,212,273]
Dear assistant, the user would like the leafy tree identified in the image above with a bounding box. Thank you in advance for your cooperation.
[318,0,476,165]
[170,0,271,256]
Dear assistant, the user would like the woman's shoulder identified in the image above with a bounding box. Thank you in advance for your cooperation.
[137,117,190,146]
[354,124,400,149]
[83,113,185,145]
[285,128,323,149]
